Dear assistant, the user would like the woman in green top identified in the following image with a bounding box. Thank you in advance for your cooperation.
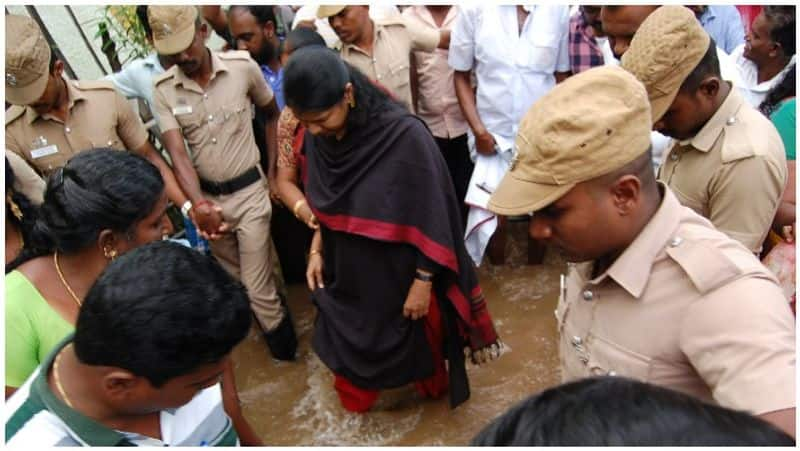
[5,149,172,396]
[759,64,796,244]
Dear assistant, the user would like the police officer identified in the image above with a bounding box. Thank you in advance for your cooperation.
[487,65,796,437]
[4,15,189,211]
[620,6,787,254]
[317,5,447,111]
[149,6,297,361]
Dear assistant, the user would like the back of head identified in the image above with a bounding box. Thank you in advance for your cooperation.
[74,241,252,387]
[285,27,326,52]
[764,6,796,57]
[620,5,712,123]
[472,377,796,446]
[8,149,164,271]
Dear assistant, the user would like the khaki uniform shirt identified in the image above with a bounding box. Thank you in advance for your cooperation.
[6,150,45,205]
[557,185,795,416]
[340,18,439,110]
[657,87,787,253]
[5,79,148,177]
[153,50,273,183]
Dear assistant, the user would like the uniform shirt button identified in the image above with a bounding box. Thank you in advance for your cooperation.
[203,93,209,100]
[726,116,736,125]
[377,75,382,80]
[608,371,617,376]
[65,127,71,133]
[670,152,679,161]
[211,137,217,144]
[107,140,113,146]
[571,336,583,346]
[208,114,214,121]
[669,237,683,247]
[582,290,594,301]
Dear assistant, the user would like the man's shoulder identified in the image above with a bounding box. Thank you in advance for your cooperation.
[217,50,255,64]
[5,105,27,127]
[153,66,180,89]
[721,100,785,163]
[5,375,74,447]
[664,212,775,295]
[73,79,117,95]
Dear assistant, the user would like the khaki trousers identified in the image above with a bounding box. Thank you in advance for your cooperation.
[207,177,284,331]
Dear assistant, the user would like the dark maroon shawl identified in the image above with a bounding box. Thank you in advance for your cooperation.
[304,104,500,406]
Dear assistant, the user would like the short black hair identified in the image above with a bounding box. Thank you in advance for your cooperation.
[74,241,252,387]
[764,6,796,57]
[284,45,405,130]
[679,38,721,93]
[284,27,326,53]
[136,5,151,39]
[229,5,276,27]
[471,377,795,446]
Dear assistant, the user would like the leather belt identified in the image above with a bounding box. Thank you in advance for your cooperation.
[199,166,260,196]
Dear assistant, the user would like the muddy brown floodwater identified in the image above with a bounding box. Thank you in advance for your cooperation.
[231,221,565,445]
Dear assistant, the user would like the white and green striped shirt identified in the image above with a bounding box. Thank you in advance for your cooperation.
[5,337,239,447]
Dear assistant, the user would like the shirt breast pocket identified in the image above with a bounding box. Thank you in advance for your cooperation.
[175,107,208,144]
[588,335,653,381]
[221,100,251,136]
[382,60,410,93]
[518,31,559,74]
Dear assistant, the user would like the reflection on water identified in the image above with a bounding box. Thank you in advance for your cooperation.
[231,221,565,445]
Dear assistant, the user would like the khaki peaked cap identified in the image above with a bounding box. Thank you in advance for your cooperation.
[5,15,51,105]
[148,5,199,55]
[621,5,711,123]
[488,66,652,216]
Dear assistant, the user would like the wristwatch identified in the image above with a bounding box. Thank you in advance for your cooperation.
[180,200,193,218]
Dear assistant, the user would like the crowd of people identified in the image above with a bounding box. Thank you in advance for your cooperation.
[3,4,796,446]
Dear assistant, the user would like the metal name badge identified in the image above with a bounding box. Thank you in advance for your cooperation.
[172,104,193,116]
[30,144,59,159]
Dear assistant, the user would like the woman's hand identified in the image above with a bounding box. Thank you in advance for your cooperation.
[306,251,324,291]
[403,278,432,320]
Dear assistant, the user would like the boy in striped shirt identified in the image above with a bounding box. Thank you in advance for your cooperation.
[6,242,253,446]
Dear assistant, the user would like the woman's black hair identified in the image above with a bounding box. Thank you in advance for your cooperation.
[759,63,796,116]
[5,158,39,273]
[7,149,164,272]
[283,45,405,130]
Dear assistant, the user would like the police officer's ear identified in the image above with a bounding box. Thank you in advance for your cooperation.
[609,175,642,217]
[52,60,65,78]
[262,19,275,39]
[697,77,720,101]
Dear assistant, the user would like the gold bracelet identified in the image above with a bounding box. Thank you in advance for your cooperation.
[293,199,307,218]
[308,248,322,258]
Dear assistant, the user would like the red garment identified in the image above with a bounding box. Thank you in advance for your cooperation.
[333,293,448,413]
[735,5,762,34]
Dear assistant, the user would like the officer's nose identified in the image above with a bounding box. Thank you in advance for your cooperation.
[528,216,552,241]
[236,40,247,51]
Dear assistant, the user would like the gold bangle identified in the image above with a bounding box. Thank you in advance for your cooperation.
[308,248,322,258]
[293,199,307,218]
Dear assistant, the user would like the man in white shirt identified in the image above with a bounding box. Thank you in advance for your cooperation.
[730,6,796,108]
[449,5,571,266]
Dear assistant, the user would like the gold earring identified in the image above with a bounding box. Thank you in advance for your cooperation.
[6,194,22,221]
[348,97,356,108]
[104,247,118,260]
